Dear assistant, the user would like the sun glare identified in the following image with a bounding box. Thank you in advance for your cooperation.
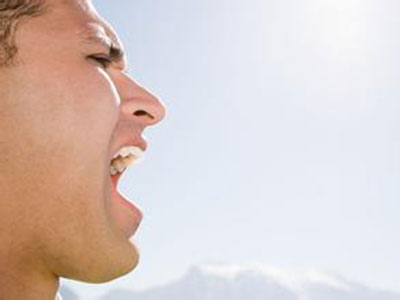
[304,0,369,64]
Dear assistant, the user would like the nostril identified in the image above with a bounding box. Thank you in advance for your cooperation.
[133,110,154,119]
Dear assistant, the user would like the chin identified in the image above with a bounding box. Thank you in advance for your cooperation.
[61,241,140,283]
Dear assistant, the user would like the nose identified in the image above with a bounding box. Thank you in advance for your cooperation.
[118,73,166,127]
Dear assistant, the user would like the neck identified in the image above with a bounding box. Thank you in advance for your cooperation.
[0,237,60,300]
[0,263,60,300]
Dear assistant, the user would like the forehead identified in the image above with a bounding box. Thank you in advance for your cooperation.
[44,0,127,62]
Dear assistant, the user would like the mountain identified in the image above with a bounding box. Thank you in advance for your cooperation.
[97,263,400,300]
[58,284,80,300]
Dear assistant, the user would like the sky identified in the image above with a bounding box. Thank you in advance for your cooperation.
[62,0,400,299]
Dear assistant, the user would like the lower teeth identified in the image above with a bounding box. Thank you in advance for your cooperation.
[110,165,125,175]
[110,156,133,175]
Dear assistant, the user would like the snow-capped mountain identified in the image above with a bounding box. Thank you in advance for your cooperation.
[96,263,400,300]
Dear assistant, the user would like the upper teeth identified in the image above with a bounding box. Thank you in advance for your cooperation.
[112,146,143,160]
[110,146,144,175]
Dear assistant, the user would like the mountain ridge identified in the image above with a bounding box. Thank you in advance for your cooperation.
[94,263,400,300]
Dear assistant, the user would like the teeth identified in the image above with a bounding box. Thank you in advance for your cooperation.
[110,165,118,176]
[112,146,144,161]
[110,146,144,175]
[113,159,125,172]
[118,147,131,158]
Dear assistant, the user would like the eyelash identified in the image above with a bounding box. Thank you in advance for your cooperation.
[88,55,112,68]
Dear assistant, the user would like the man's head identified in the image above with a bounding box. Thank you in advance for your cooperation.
[0,0,165,288]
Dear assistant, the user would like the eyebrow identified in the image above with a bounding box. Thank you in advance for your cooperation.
[80,29,129,72]
[108,42,125,64]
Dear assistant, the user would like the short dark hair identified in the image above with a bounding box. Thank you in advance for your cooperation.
[0,0,46,67]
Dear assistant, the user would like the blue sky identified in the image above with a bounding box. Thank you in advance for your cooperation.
[62,0,400,298]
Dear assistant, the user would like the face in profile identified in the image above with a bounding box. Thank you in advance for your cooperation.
[0,0,165,284]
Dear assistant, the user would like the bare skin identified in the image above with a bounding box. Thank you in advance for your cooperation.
[0,0,166,299]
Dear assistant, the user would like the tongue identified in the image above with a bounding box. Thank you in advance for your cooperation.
[109,171,142,237]
[111,172,121,188]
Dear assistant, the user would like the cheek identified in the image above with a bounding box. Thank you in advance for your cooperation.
[34,65,120,143]
[5,65,121,191]
[70,68,120,131]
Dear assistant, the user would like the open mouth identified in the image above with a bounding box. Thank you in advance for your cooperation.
[110,146,144,175]
[109,145,144,193]
[108,146,145,236]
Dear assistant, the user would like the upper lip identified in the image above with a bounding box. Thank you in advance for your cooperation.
[110,137,148,161]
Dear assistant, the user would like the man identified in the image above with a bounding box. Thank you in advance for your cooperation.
[0,0,166,299]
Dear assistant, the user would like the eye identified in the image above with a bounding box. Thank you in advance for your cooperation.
[88,54,112,69]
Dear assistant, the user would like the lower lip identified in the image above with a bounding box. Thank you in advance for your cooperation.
[110,172,143,236]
